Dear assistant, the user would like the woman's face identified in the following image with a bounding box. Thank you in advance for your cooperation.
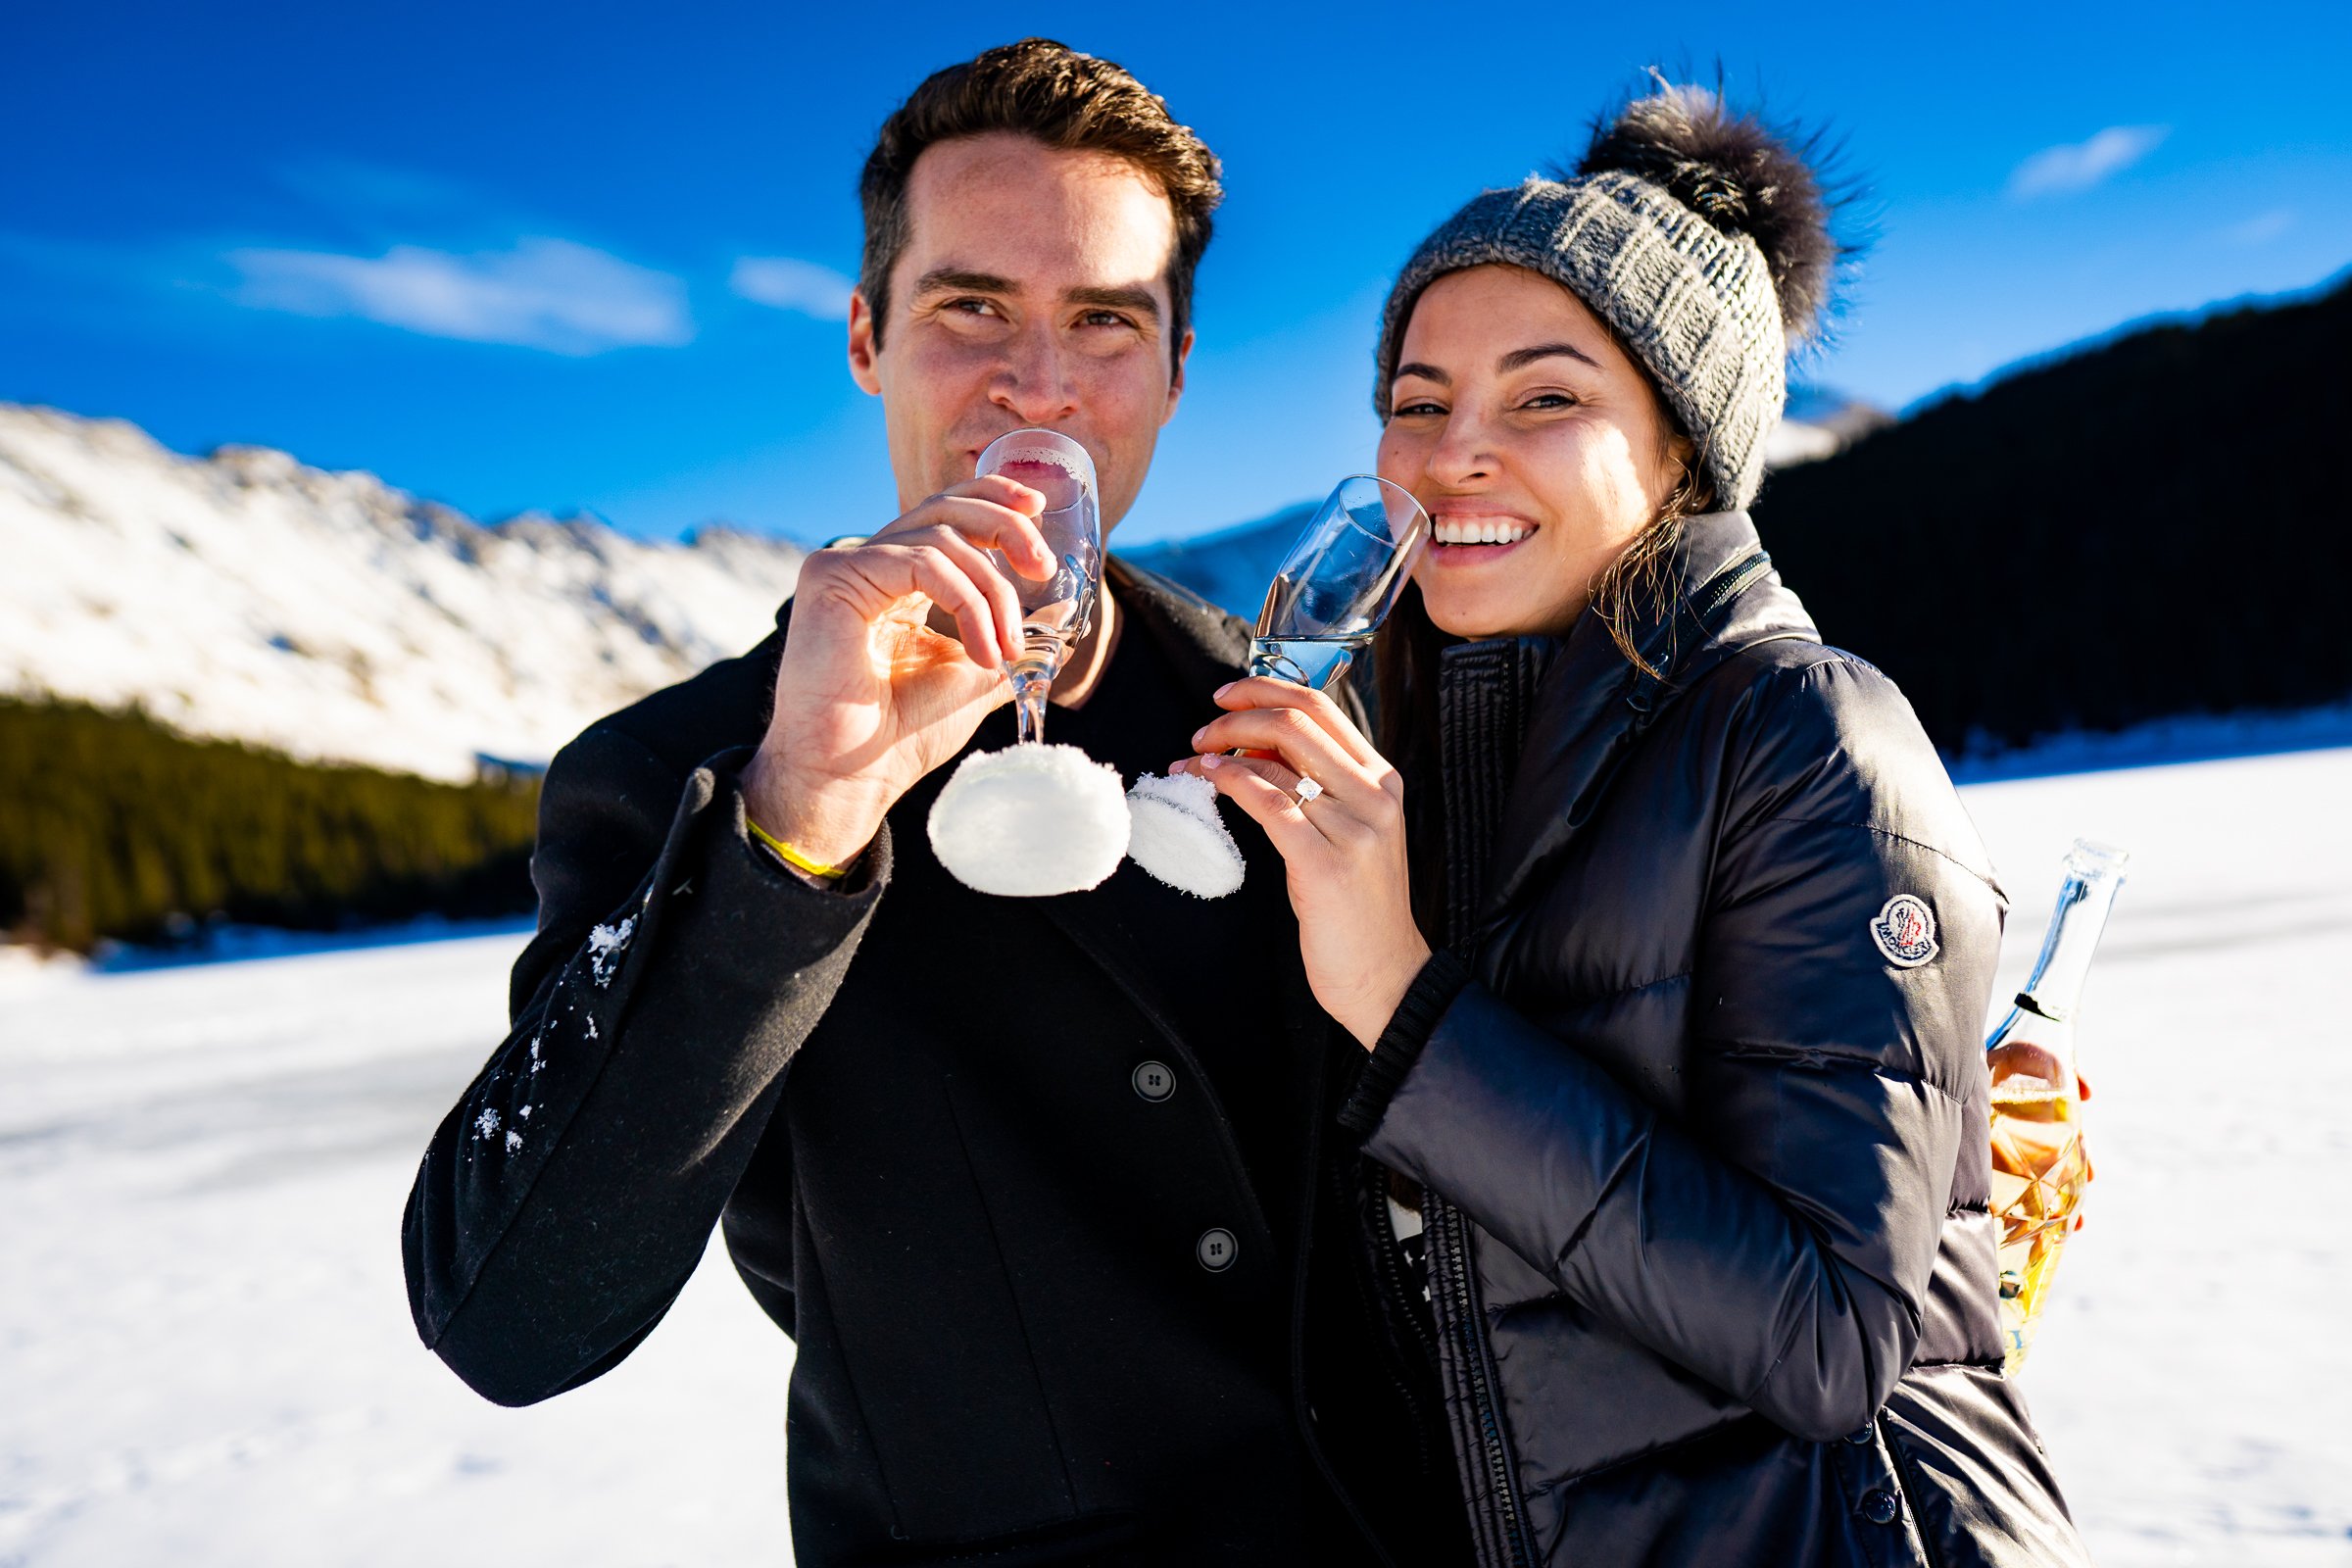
[1378,265,1688,640]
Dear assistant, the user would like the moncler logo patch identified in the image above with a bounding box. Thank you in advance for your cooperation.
[1872,895,1939,967]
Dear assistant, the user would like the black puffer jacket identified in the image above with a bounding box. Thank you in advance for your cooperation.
[1340,512,2091,1566]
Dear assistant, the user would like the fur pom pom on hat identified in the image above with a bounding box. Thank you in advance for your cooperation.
[1374,83,1838,512]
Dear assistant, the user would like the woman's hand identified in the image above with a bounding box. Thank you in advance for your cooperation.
[1172,677,1432,1049]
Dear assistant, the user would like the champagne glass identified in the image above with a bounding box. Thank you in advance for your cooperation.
[1249,474,1429,690]
[977,428,1102,744]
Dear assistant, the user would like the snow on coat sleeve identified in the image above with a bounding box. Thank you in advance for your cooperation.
[1359,655,2002,1444]
[401,725,888,1407]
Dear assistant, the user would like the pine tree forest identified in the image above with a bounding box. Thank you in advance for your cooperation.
[0,699,539,953]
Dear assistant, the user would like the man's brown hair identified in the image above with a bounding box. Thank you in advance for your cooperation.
[858,38,1223,360]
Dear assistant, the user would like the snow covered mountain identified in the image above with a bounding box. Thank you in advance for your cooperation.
[0,384,1883,782]
[0,405,804,781]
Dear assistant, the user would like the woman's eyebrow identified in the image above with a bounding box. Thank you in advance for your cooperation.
[1497,341,1601,372]
[1394,361,1448,385]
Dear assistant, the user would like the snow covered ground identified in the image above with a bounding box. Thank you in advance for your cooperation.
[2,746,2348,1567]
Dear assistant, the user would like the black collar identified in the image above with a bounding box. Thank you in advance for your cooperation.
[1477,511,1817,931]
[1104,551,1253,695]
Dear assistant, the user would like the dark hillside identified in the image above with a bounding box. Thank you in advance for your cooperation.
[0,699,538,953]
[1753,274,2352,752]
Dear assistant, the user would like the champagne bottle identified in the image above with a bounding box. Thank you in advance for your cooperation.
[1985,838,2130,1374]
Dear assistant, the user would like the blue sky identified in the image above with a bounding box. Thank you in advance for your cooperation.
[6,1,2348,546]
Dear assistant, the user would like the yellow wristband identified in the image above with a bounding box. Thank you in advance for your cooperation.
[746,817,848,880]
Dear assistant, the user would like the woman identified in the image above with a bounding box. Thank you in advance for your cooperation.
[1173,87,2091,1565]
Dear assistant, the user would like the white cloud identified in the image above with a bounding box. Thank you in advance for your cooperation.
[225,237,693,354]
[2222,209,2296,246]
[2008,125,2170,199]
[730,256,855,321]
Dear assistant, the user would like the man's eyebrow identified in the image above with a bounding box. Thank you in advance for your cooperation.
[1393,361,1448,385]
[912,268,1019,297]
[1498,341,1601,372]
[1065,284,1160,320]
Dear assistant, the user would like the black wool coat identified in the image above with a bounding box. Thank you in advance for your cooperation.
[1342,512,2093,1567]
[401,561,1412,1566]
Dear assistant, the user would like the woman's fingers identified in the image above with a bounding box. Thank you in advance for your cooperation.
[1183,747,1305,797]
[1191,704,1377,801]
[1181,750,1385,837]
[1174,753,1327,851]
[1212,676,1386,771]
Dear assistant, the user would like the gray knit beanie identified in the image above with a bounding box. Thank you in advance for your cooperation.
[1375,86,1838,513]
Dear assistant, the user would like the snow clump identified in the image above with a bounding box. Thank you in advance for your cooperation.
[586,916,635,986]
[1124,771,1246,898]
[926,745,1130,897]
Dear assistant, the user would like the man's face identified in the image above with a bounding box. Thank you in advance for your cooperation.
[849,131,1192,532]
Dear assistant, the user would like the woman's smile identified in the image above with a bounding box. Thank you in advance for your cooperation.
[1429,511,1541,555]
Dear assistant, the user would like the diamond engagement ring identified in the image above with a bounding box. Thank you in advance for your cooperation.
[1292,776,1324,806]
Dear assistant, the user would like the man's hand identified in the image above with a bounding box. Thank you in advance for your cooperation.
[742,476,1054,866]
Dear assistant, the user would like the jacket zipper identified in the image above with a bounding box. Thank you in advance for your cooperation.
[1361,1161,1442,1483]
[1695,550,1773,620]
[1624,551,1774,716]
[1416,544,1780,1565]
[1427,1196,1535,1568]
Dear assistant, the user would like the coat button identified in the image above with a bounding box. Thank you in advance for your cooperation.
[1132,1061,1175,1102]
[1197,1228,1237,1271]
[1862,1489,1898,1525]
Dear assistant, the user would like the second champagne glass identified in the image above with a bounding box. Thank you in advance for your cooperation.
[1249,474,1429,690]
[977,428,1102,744]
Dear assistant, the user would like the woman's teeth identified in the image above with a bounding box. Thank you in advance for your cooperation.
[1434,518,1533,546]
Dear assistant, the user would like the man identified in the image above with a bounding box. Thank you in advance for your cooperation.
[403,39,1458,1566]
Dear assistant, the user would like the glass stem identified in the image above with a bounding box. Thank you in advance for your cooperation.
[1007,643,1060,746]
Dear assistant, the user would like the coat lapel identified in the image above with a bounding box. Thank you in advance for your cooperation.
[1027,558,1237,1043]
[1037,552,1336,1059]
[1023,555,1338,1243]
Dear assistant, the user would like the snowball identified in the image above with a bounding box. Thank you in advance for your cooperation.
[927,744,1131,897]
[1124,771,1246,899]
